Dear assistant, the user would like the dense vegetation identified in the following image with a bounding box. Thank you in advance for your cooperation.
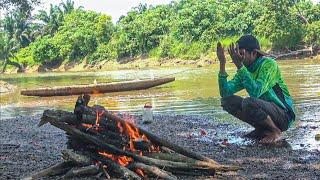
[1,0,320,72]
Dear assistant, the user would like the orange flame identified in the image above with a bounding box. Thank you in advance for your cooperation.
[95,110,105,129]
[99,151,133,167]
[81,123,93,129]
[117,122,124,133]
[115,114,161,153]
[135,169,145,177]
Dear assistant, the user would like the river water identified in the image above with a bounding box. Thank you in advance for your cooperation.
[1,59,320,150]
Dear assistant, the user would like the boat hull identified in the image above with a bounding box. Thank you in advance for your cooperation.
[21,77,175,97]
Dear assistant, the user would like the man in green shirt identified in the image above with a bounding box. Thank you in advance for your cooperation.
[217,35,295,143]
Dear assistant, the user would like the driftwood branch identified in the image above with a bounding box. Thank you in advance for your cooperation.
[275,48,313,60]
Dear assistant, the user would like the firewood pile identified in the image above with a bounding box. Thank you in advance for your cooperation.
[25,94,239,179]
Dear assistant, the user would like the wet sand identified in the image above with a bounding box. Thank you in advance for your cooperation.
[1,111,319,179]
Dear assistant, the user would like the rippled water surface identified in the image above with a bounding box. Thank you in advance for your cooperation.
[1,59,320,150]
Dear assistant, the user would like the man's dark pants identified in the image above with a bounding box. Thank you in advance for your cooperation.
[221,95,289,133]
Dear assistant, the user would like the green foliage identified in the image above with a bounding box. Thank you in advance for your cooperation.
[171,0,220,42]
[0,32,5,58]
[14,9,114,65]
[116,4,172,58]
[218,36,241,47]
[177,41,206,60]
[150,36,205,60]
[88,42,118,63]
[0,0,40,14]
[149,35,176,59]
[15,45,35,65]
[4,0,320,69]
[254,0,305,49]
[257,36,272,50]
[32,36,60,63]
[305,21,320,45]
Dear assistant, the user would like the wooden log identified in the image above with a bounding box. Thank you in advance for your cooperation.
[61,149,92,166]
[164,169,214,176]
[23,161,75,180]
[104,112,220,165]
[99,164,111,179]
[275,48,312,60]
[145,154,220,175]
[41,109,239,171]
[21,77,175,97]
[91,153,141,180]
[38,110,76,127]
[143,153,235,173]
[43,117,236,172]
[144,152,201,163]
[63,165,100,179]
[133,139,152,151]
[40,109,122,134]
[61,104,222,167]
[76,125,127,149]
[39,109,98,127]
[127,162,177,180]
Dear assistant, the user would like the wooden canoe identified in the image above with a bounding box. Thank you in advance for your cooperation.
[20,77,175,97]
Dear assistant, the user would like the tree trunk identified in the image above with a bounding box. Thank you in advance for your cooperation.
[2,58,24,73]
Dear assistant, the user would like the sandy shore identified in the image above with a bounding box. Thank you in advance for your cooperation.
[1,111,319,179]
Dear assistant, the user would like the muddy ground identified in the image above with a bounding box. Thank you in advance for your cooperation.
[1,108,319,179]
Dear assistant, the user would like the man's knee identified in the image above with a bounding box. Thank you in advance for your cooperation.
[221,96,232,109]
[242,97,256,112]
[242,97,268,122]
[221,95,240,112]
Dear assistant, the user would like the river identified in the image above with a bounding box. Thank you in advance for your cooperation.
[1,59,320,150]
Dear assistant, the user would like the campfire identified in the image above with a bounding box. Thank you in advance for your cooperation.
[25,94,239,179]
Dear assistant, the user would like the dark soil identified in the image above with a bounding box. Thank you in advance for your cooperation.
[1,111,319,179]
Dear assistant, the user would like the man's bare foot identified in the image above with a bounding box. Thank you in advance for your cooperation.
[243,129,263,139]
[260,131,282,144]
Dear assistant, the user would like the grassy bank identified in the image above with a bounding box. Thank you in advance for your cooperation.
[4,54,320,74]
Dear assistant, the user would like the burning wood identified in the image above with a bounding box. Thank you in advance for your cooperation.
[28,94,239,179]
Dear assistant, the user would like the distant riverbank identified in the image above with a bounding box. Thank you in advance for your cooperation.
[2,54,320,74]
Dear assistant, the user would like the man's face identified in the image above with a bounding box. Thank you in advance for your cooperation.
[240,49,257,67]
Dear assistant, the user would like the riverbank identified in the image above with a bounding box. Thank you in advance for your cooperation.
[3,54,320,74]
[0,57,217,74]
[1,111,319,179]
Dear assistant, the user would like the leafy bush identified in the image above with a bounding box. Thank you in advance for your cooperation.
[88,42,117,63]
[15,45,36,65]
[32,35,60,63]
[305,21,320,46]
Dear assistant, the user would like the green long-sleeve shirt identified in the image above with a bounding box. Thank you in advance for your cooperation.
[218,57,295,126]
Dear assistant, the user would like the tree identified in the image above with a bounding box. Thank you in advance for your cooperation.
[60,0,76,14]
[116,3,173,58]
[0,33,24,72]
[254,0,305,49]
[16,9,115,65]
[0,0,39,14]
[36,5,64,36]
[36,0,79,37]
[1,10,34,72]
